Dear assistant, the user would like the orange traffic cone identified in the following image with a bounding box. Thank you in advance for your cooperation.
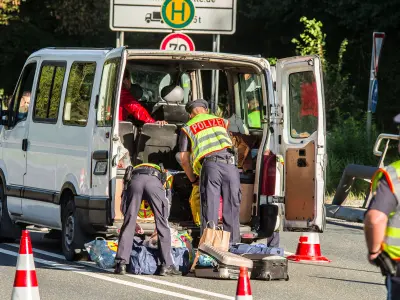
[11,230,40,300]
[287,232,331,263]
[235,267,252,300]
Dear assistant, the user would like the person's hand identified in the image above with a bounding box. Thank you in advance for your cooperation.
[368,250,382,265]
[135,223,144,235]
[155,120,168,126]
[191,177,199,186]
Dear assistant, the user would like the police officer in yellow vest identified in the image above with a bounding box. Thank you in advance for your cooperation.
[178,99,241,244]
[114,163,181,276]
[364,113,400,299]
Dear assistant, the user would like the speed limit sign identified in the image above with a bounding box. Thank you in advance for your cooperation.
[160,33,195,51]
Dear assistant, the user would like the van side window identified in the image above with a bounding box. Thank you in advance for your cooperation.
[288,71,318,138]
[9,62,37,125]
[238,73,263,129]
[63,62,96,126]
[33,62,66,123]
[97,58,121,126]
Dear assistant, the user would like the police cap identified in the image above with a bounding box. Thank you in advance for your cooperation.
[394,113,400,124]
[185,99,209,113]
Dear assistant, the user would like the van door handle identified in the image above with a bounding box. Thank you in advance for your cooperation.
[22,138,28,151]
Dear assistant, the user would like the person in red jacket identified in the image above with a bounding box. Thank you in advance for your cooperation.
[119,69,167,126]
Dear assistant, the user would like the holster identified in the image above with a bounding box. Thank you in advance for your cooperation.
[228,147,239,167]
[123,166,134,191]
[374,251,397,277]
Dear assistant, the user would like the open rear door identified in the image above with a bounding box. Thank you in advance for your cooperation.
[276,55,326,232]
[91,47,126,224]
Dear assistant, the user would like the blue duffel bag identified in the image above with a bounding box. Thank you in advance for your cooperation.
[130,239,159,275]
[129,238,190,275]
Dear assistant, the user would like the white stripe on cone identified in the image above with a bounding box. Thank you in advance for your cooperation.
[236,296,253,300]
[16,254,36,271]
[12,287,40,300]
[301,232,320,244]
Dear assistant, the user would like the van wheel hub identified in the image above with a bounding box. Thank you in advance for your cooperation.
[65,215,75,247]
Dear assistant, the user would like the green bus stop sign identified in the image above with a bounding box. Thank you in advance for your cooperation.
[161,0,195,30]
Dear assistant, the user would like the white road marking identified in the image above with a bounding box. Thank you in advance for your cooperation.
[284,251,294,256]
[5,244,235,300]
[0,247,207,300]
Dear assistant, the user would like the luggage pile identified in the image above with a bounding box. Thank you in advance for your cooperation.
[85,229,194,276]
[191,223,289,281]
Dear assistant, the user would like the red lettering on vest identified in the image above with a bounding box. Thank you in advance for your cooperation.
[189,118,226,135]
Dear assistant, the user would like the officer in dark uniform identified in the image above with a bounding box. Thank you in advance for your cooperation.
[177,99,241,244]
[114,163,181,276]
[364,113,400,299]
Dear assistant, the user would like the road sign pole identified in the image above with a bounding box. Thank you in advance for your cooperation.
[116,31,125,48]
[211,34,220,113]
[366,32,385,144]
[121,32,125,47]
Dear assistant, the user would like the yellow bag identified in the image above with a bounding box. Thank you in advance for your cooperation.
[189,185,201,226]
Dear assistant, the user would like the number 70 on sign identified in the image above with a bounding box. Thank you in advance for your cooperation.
[160,33,196,51]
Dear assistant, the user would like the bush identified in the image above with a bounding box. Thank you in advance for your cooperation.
[326,116,379,195]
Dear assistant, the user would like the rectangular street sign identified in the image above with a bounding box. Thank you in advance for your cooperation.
[109,0,237,35]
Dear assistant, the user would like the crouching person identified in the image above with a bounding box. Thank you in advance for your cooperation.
[114,163,181,276]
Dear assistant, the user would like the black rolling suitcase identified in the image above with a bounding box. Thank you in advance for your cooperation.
[242,254,289,281]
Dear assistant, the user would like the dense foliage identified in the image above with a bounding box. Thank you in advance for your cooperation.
[1,0,399,196]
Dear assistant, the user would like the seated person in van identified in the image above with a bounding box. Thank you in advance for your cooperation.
[17,91,31,120]
[119,69,167,126]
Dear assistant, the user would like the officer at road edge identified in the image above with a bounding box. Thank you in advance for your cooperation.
[114,163,181,276]
[177,99,241,244]
[364,113,400,299]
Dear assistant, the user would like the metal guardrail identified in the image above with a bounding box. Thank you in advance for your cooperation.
[373,133,400,157]
[332,132,400,208]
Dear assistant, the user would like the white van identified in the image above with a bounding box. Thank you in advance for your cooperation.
[0,47,326,260]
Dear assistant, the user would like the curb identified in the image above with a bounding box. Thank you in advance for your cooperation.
[325,204,366,223]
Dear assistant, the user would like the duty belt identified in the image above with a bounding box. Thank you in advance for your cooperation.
[132,167,162,181]
[203,156,236,165]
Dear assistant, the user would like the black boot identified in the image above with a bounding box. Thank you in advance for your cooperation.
[114,263,126,275]
[159,265,182,276]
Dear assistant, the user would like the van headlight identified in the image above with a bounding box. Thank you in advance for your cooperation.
[94,161,108,175]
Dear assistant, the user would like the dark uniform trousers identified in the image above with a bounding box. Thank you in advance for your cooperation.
[200,157,241,244]
[386,266,400,300]
[115,173,174,266]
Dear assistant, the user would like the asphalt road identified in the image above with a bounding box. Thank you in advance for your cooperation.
[0,219,387,300]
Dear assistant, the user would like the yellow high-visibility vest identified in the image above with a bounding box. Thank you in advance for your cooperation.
[182,113,232,176]
[371,161,400,260]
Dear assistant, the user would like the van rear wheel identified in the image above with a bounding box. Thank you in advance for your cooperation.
[62,199,85,261]
[0,184,21,242]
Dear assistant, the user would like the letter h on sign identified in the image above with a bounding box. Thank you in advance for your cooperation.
[172,2,186,21]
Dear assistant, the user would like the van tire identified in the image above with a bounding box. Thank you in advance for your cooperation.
[0,184,21,242]
[61,199,85,261]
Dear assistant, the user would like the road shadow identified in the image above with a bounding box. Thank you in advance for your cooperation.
[309,275,384,286]
[289,261,380,274]
[327,220,364,230]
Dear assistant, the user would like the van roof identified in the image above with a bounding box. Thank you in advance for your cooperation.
[28,47,269,68]
[28,48,112,60]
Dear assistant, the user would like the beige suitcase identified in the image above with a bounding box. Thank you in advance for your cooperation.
[194,243,253,280]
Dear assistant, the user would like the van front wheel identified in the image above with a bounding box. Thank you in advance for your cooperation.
[62,200,84,261]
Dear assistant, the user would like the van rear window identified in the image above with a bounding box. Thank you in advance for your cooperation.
[97,58,121,127]
[288,71,318,138]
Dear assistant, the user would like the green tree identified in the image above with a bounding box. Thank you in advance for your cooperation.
[0,0,21,25]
